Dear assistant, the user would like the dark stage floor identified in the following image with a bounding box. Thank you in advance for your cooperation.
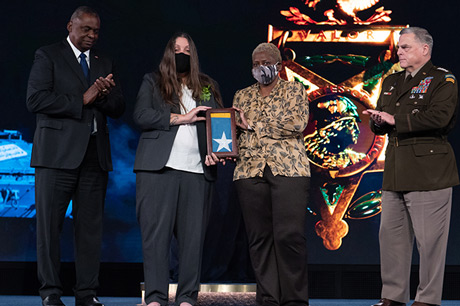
[1,295,459,306]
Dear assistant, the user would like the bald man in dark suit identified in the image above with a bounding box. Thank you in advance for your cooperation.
[26,6,125,306]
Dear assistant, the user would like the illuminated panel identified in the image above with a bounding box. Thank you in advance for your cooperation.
[268,4,407,250]
[0,144,27,161]
[268,25,405,44]
[350,80,382,108]
[284,67,320,94]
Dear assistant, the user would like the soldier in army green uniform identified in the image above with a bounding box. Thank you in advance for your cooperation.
[364,27,459,306]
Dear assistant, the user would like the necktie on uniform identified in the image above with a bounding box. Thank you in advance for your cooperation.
[79,53,90,85]
[405,74,413,84]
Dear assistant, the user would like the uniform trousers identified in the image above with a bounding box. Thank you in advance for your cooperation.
[380,188,452,305]
[35,136,108,299]
[136,168,213,306]
[235,166,310,306]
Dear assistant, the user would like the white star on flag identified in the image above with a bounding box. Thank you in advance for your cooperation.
[213,131,232,152]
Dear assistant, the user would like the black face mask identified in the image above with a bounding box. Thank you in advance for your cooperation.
[175,52,190,73]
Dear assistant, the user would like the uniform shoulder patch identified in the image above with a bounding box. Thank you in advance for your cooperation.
[437,67,449,72]
[445,74,456,84]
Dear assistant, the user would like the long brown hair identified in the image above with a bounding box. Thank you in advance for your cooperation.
[158,32,222,107]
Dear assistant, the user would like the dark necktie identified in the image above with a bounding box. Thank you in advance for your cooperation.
[79,53,90,85]
[405,74,413,84]
[80,53,96,133]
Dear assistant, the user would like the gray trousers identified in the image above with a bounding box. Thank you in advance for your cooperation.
[136,168,212,306]
[380,188,452,305]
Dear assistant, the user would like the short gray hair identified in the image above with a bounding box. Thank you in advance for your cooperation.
[252,43,282,63]
[70,6,99,21]
[400,27,433,55]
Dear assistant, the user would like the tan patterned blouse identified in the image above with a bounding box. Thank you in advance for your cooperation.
[233,79,311,180]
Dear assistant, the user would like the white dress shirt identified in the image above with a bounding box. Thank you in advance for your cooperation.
[67,36,97,134]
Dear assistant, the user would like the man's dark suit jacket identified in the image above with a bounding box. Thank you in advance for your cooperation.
[133,73,218,181]
[26,40,125,171]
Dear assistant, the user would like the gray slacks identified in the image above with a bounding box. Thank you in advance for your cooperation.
[136,168,212,306]
[380,188,452,305]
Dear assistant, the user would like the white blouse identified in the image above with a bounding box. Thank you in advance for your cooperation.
[165,85,203,174]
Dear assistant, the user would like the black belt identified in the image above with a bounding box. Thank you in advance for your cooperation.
[388,135,447,147]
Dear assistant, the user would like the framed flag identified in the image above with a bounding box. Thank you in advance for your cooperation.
[206,108,239,158]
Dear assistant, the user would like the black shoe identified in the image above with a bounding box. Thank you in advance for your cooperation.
[372,298,406,306]
[75,296,104,306]
[42,294,65,306]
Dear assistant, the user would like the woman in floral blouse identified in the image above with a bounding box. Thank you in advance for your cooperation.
[133,32,222,306]
[233,42,311,306]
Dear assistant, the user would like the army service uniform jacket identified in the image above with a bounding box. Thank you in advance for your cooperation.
[371,61,459,191]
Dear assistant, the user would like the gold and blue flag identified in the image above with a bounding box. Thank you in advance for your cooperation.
[210,113,233,153]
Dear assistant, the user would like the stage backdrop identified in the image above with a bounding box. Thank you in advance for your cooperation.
[1,0,460,282]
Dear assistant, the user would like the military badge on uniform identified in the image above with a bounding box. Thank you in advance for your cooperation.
[445,74,456,84]
[411,77,433,94]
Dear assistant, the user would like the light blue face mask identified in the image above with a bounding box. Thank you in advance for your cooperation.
[252,63,279,85]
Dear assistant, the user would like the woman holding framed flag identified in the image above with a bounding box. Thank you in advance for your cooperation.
[232,42,311,306]
[133,32,222,306]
